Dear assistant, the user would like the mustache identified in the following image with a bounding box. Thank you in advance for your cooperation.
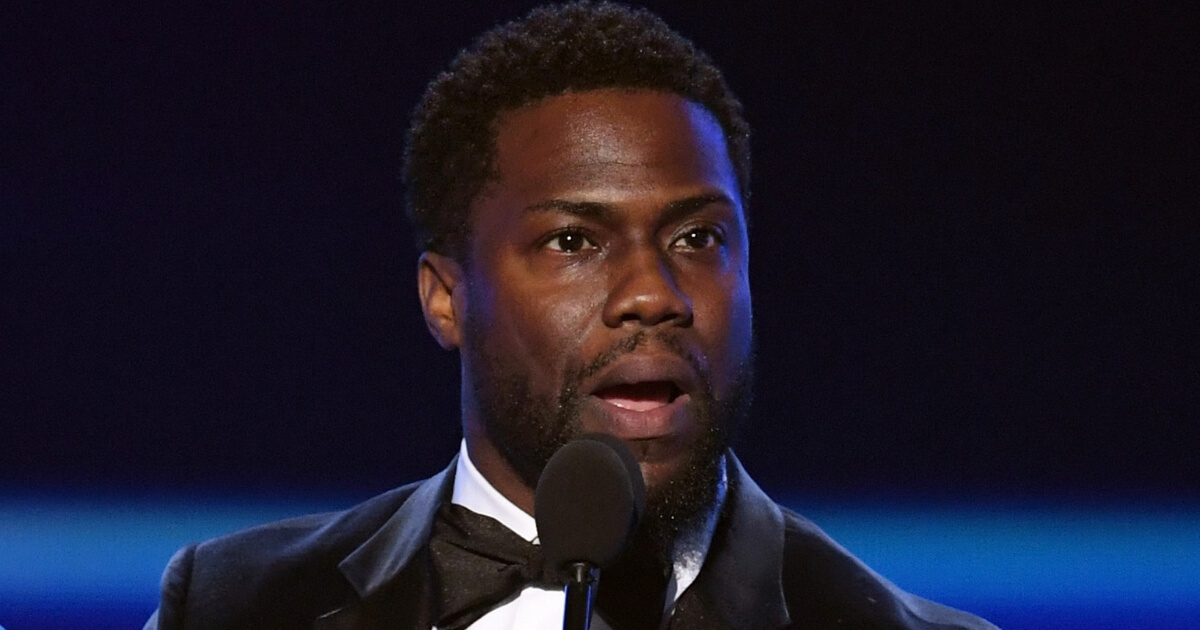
[571,329,709,393]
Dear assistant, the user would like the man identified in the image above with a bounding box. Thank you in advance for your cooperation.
[147,3,997,629]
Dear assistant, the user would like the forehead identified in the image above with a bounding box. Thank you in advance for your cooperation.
[484,89,738,205]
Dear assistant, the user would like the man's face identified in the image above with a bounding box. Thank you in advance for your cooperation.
[432,88,753,520]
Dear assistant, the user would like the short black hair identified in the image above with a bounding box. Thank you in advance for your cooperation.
[403,1,751,256]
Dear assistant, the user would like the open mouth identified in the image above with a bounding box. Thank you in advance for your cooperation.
[592,381,683,412]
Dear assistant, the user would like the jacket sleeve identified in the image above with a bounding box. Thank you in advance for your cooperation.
[144,544,198,630]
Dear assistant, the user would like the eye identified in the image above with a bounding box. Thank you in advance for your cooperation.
[544,229,598,253]
[672,226,723,250]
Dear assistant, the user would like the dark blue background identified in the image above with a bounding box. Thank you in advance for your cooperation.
[2,2,1197,628]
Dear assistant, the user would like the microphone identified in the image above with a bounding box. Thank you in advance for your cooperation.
[535,433,646,630]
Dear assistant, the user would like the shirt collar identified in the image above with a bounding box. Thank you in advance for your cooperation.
[451,440,540,542]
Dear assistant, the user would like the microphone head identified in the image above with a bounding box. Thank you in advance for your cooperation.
[535,433,647,573]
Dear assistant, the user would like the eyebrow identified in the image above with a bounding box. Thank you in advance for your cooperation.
[525,198,614,219]
[524,193,735,224]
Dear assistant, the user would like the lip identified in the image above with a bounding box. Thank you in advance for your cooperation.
[581,352,701,442]
[585,392,693,442]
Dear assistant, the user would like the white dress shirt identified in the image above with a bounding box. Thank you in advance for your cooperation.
[439,440,726,630]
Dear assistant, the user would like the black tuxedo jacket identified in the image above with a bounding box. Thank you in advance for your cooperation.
[145,453,998,630]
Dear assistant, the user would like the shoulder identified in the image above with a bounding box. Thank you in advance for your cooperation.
[155,481,423,629]
[778,507,999,630]
[194,482,421,566]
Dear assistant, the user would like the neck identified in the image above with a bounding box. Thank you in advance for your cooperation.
[462,421,536,515]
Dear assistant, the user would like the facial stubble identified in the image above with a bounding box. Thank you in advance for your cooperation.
[463,315,754,558]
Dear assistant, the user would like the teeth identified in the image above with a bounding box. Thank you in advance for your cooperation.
[606,398,667,412]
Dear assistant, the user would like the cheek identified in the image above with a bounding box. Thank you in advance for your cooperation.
[728,286,754,361]
[696,276,754,383]
[472,268,603,372]
[522,281,605,360]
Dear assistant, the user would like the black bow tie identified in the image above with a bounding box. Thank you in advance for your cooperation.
[428,502,670,630]
[429,503,560,630]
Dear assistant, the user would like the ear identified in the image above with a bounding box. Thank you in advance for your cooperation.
[417,251,465,350]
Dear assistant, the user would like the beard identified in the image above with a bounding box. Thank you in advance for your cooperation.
[463,317,755,561]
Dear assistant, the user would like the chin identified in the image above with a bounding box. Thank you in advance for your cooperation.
[638,458,682,492]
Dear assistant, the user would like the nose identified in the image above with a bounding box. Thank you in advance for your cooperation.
[601,246,693,329]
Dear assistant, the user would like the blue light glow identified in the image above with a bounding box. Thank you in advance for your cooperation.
[2,493,1198,629]
[793,501,1200,606]
[0,494,347,607]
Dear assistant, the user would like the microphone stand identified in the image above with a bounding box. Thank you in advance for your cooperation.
[562,562,599,630]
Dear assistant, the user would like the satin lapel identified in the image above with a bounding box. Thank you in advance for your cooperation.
[670,452,791,630]
[313,554,436,630]
[314,458,457,630]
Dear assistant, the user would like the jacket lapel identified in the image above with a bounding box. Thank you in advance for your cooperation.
[670,452,791,630]
[314,458,457,630]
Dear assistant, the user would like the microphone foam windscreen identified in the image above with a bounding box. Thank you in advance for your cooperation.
[535,434,647,571]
